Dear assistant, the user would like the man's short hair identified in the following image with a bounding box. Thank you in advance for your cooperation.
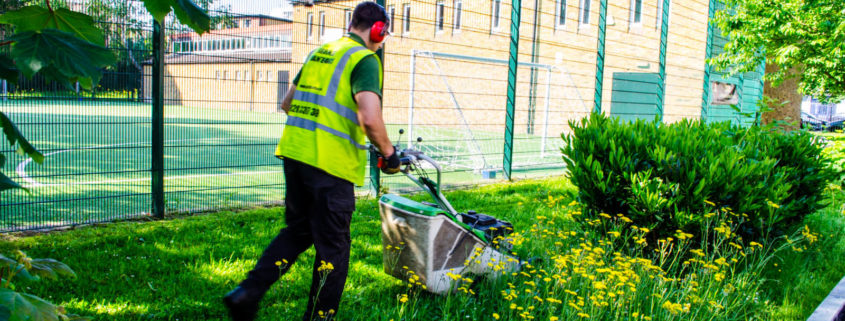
[350,2,389,31]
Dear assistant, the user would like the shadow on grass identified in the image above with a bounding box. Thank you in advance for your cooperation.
[0,177,575,321]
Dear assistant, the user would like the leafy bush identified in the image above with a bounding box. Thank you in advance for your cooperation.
[561,113,835,240]
[0,251,85,321]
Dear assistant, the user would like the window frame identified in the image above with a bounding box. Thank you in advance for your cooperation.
[319,11,326,39]
[307,12,314,40]
[491,0,502,32]
[403,4,411,35]
[453,0,462,31]
[579,0,591,26]
[435,1,446,33]
[630,0,643,27]
[388,5,396,34]
[556,0,567,28]
[344,9,352,30]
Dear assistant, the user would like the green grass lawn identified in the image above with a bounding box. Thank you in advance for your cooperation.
[0,175,843,321]
[0,177,576,320]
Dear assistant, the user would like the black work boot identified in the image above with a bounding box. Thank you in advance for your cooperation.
[223,286,260,321]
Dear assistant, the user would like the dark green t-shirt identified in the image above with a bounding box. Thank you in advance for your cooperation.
[293,33,382,98]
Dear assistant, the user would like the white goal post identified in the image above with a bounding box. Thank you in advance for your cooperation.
[408,50,558,163]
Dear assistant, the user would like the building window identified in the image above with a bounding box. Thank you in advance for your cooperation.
[403,4,411,34]
[710,81,738,105]
[215,70,220,80]
[436,1,445,32]
[223,71,228,80]
[267,71,273,82]
[244,19,250,28]
[556,0,566,28]
[345,9,352,29]
[491,0,502,31]
[319,11,326,38]
[453,0,462,31]
[579,0,591,25]
[656,0,668,30]
[630,0,643,25]
[307,13,314,40]
[388,5,396,34]
[244,70,249,81]
[257,71,264,81]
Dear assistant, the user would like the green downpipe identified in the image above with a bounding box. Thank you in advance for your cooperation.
[503,0,522,180]
[656,0,670,122]
[701,0,716,121]
[592,0,608,114]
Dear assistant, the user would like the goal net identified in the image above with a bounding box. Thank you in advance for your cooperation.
[406,50,589,175]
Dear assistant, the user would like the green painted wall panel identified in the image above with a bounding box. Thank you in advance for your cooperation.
[610,72,661,121]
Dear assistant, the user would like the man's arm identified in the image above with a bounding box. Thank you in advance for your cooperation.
[356,91,394,157]
[280,86,296,114]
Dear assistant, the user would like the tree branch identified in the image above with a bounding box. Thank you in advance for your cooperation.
[45,0,53,12]
[0,41,12,47]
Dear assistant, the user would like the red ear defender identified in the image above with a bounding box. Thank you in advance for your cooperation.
[370,21,386,43]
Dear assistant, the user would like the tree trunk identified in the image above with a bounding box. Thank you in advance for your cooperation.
[762,63,802,130]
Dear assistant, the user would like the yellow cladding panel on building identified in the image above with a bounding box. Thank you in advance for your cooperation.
[149,0,711,130]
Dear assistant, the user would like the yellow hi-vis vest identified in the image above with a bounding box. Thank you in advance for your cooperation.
[275,37,382,186]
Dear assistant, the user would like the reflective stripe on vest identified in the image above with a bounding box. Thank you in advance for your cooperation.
[275,37,380,186]
[285,116,367,150]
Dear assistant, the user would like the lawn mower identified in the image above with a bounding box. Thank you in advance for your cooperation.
[375,131,522,295]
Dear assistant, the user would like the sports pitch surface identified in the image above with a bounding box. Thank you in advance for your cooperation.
[0,99,565,231]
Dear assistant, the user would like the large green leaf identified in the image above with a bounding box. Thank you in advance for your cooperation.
[0,171,24,192]
[0,255,15,267]
[142,0,209,34]
[8,29,115,90]
[142,0,173,24]
[0,112,43,164]
[0,55,19,85]
[0,288,60,321]
[0,305,10,321]
[172,0,210,35]
[0,6,105,45]
[29,259,75,280]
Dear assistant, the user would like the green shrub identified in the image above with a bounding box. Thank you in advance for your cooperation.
[561,113,835,241]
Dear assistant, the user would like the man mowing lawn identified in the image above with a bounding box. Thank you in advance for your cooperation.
[223,2,401,320]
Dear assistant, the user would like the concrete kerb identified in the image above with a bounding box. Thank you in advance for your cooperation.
[808,276,845,321]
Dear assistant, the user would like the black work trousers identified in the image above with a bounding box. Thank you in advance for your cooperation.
[240,158,355,321]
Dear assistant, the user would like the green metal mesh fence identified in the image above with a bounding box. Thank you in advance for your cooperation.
[1,0,753,232]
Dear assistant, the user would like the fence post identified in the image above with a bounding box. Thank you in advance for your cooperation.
[151,18,165,218]
[701,0,716,121]
[656,0,671,122]
[369,0,386,196]
[503,0,522,181]
[593,0,608,114]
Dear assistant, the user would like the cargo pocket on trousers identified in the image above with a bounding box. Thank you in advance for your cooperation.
[326,184,355,214]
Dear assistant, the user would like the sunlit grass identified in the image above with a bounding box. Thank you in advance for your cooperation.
[0,176,842,320]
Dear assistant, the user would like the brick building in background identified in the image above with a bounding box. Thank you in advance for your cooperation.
[146,0,762,136]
